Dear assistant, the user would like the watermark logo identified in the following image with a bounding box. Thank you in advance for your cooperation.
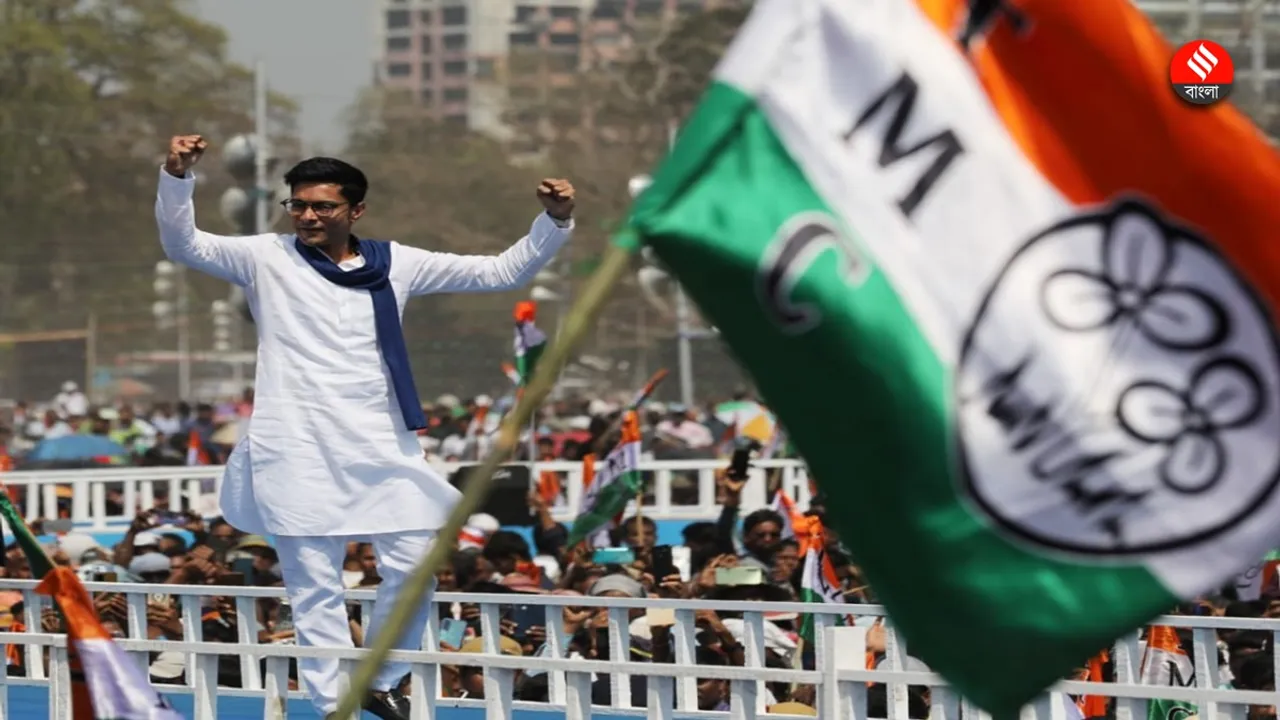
[1169,40,1234,106]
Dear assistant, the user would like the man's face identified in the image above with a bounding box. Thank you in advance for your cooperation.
[696,677,727,710]
[288,182,364,247]
[771,544,800,583]
[118,406,134,424]
[5,553,29,580]
[624,522,655,551]
[359,545,378,577]
[744,520,782,557]
[436,566,457,591]
[492,553,519,576]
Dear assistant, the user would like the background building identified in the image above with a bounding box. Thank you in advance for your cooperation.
[371,0,739,149]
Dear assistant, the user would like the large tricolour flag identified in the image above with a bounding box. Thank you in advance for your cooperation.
[616,0,1280,713]
[1139,626,1196,720]
[37,567,183,719]
[566,410,643,547]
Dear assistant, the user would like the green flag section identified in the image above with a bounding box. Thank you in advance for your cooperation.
[614,0,1280,713]
[0,491,54,579]
[513,300,547,385]
[566,411,643,547]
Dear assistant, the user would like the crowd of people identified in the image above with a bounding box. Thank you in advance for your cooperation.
[6,386,1279,718]
[0,382,753,470]
[1,458,861,715]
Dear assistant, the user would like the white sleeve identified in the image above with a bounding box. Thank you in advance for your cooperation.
[401,212,573,296]
[155,167,257,287]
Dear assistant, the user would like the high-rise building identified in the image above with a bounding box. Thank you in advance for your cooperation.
[374,1,1280,145]
[373,0,515,138]
[372,0,733,147]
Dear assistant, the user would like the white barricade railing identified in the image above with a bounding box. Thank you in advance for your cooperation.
[0,459,811,530]
[0,579,1276,719]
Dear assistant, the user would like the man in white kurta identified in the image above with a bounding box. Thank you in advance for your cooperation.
[154,135,574,719]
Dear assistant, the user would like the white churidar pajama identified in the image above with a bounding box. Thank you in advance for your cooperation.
[274,532,435,710]
[154,167,572,714]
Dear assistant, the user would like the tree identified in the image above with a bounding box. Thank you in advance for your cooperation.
[0,0,297,398]
[513,3,754,398]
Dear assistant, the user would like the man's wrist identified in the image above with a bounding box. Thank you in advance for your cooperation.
[546,211,572,227]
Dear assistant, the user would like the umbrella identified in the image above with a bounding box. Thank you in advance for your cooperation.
[714,400,777,443]
[27,435,128,462]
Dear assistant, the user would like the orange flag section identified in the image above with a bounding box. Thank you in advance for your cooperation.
[36,567,183,720]
[36,567,111,642]
[913,0,1280,310]
[1077,650,1109,719]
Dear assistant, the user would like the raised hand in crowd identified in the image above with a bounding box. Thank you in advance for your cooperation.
[657,573,690,599]
[92,592,128,626]
[561,605,594,635]
[146,601,182,640]
[716,468,747,508]
[694,554,738,595]
[40,607,62,634]
[180,510,206,535]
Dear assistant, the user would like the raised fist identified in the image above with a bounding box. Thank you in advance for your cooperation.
[164,135,208,178]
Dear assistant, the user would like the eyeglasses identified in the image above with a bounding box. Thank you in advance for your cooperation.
[280,199,348,217]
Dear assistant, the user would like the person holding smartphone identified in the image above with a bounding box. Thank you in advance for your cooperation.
[157,135,575,720]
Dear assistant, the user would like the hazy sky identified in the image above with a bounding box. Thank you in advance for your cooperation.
[192,0,374,153]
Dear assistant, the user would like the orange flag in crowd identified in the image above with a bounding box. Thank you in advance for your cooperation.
[36,567,183,719]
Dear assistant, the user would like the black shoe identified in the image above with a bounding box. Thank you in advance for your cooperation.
[363,688,411,720]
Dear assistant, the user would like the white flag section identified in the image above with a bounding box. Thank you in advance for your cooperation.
[800,544,843,607]
[36,567,183,719]
[579,437,640,513]
[770,490,801,540]
[566,411,644,547]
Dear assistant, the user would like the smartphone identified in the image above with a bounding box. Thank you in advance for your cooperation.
[218,572,245,586]
[592,547,635,565]
[506,604,544,637]
[275,601,294,633]
[651,545,676,581]
[438,617,467,649]
[93,571,118,583]
[729,438,760,479]
[44,518,74,534]
[147,592,171,607]
[230,557,255,578]
[715,566,765,587]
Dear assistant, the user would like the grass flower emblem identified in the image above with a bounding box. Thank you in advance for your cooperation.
[1116,357,1265,494]
[1040,210,1228,350]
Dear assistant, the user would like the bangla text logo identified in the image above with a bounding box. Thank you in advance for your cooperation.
[1169,40,1234,106]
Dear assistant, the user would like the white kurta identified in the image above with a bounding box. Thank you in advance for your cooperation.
[155,168,572,537]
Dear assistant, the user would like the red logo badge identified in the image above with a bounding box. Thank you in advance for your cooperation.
[1169,40,1233,106]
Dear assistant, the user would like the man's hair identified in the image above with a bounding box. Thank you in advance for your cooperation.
[283,157,369,205]
[742,508,785,535]
[482,530,531,562]
[621,515,655,532]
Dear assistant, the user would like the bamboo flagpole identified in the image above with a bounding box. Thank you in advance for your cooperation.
[330,244,633,719]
